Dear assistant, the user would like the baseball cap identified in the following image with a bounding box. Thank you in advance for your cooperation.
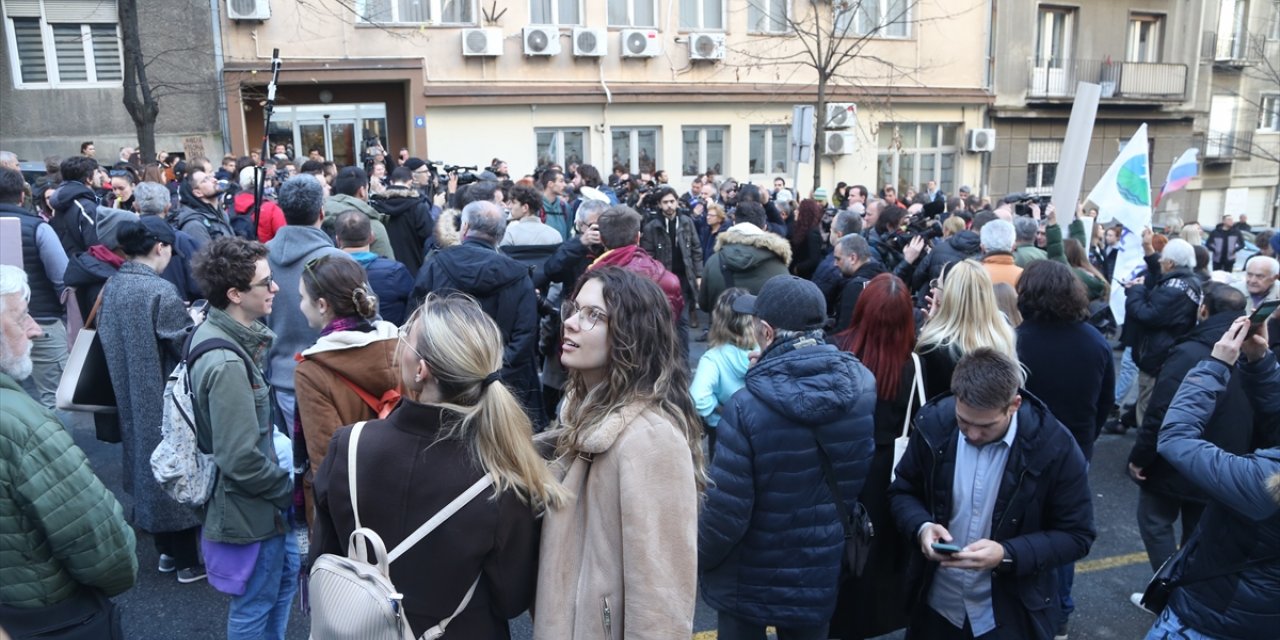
[731,275,827,332]
[138,214,176,246]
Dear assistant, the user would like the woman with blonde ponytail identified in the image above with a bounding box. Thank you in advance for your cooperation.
[310,292,565,637]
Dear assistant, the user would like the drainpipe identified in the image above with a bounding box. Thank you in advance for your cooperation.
[210,0,231,155]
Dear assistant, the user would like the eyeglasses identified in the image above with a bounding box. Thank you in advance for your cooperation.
[562,299,608,332]
[247,274,274,289]
[397,325,427,362]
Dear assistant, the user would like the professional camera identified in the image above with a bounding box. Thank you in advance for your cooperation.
[429,161,481,187]
[1002,192,1053,217]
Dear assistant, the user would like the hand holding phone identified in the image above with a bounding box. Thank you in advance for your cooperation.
[931,542,963,555]
[1249,299,1280,327]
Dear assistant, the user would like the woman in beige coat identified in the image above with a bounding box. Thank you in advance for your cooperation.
[535,266,706,639]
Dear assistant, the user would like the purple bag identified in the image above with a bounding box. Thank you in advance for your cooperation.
[201,534,261,596]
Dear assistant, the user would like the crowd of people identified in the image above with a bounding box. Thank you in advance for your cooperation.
[0,142,1278,640]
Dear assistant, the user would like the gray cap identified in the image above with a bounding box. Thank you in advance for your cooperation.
[731,275,827,332]
[96,207,139,250]
[959,185,972,194]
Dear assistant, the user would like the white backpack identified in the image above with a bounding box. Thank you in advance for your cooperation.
[309,421,492,640]
[151,337,252,508]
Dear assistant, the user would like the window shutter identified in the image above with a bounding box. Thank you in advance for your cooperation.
[4,0,42,18]
[50,23,87,81]
[1028,140,1063,165]
[90,23,120,80]
[11,17,48,82]
[43,0,118,23]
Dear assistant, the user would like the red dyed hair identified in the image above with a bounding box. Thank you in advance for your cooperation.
[834,273,916,401]
[791,199,824,242]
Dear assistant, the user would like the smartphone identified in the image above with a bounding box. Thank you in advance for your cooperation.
[1250,299,1280,326]
[931,542,962,555]
[192,299,209,314]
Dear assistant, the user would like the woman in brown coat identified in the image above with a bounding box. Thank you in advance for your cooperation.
[294,255,399,523]
[310,293,567,637]
[534,266,706,639]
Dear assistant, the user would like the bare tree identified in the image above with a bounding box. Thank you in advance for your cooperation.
[119,0,158,160]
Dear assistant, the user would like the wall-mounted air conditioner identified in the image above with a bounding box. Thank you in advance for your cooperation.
[688,33,725,61]
[967,128,997,152]
[462,28,503,57]
[826,103,857,129]
[227,0,270,21]
[825,132,856,155]
[523,26,560,56]
[620,29,661,58]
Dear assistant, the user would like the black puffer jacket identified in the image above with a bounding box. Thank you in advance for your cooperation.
[1125,257,1202,374]
[1129,312,1257,500]
[370,185,434,275]
[49,181,99,255]
[911,230,981,292]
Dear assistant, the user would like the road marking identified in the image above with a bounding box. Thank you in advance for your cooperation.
[687,553,1149,639]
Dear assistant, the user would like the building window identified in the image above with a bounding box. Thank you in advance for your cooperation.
[1215,0,1249,59]
[748,125,790,175]
[611,127,659,175]
[1127,14,1163,62]
[681,126,726,176]
[531,0,580,25]
[680,0,723,30]
[3,0,122,88]
[536,128,587,168]
[747,0,788,34]
[876,123,959,196]
[608,0,656,27]
[837,0,909,38]
[358,0,476,25]
[1026,139,1061,195]
[1270,0,1280,40]
[1259,94,1280,131]
[1035,6,1075,68]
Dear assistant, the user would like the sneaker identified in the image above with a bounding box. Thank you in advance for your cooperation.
[1102,418,1128,435]
[157,554,176,573]
[1130,592,1155,614]
[1054,621,1069,640]
[177,566,208,584]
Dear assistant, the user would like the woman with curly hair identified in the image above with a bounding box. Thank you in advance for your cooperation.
[535,266,705,638]
[789,198,827,279]
[916,259,1019,397]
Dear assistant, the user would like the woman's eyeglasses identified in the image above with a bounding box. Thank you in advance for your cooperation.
[562,300,608,331]
[397,325,428,362]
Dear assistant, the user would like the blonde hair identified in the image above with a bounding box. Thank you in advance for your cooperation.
[992,283,1022,328]
[1180,225,1202,246]
[942,216,966,237]
[403,294,567,511]
[917,260,1019,367]
[708,287,755,350]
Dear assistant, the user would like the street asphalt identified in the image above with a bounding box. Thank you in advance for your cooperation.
[56,316,1161,639]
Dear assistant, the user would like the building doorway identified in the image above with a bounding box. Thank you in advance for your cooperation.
[266,103,388,166]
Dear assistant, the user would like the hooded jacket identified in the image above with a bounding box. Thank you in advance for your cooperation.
[699,340,876,626]
[49,180,99,255]
[1129,312,1256,499]
[231,192,286,243]
[371,185,434,275]
[888,392,1096,640]
[265,226,350,393]
[62,249,119,322]
[170,180,232,247]
[412,238,541,422]
[1125,258,1202,374]
[698,223,792,311]
[588,244,685,320]
[349,251,414,326]
[322,194,395,261]
[912,230,982,292]
[1157,355,1280,639]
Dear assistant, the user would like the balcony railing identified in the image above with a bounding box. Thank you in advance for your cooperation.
[1202,30,1264,66]
[1026,58,1188,102]
[1203,131,1255,162]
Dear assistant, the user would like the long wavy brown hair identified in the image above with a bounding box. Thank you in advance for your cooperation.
[558,267,708,490]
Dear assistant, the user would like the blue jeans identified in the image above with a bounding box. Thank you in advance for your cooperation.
[274,389,296,436]
[227,533,299,640]
[1115,347,1138,404]
[1145,606,1214,639]
[1057,563,1075,624]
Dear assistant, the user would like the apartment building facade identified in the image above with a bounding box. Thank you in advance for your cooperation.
[217,0,994,195]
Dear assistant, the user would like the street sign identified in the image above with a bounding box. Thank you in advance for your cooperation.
[414,116,426,129]
[791,105,815,165]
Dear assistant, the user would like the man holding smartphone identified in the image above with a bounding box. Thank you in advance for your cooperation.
[889,349,1096,640]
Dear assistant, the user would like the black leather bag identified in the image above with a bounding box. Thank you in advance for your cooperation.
[0,589,122,639]
[1140,536,1280,614]
[815,438,875,577]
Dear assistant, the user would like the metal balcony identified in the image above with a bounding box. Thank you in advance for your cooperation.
[1202,131,1255,163]
[1203,30,1264,67]
[1026,58,1188,103]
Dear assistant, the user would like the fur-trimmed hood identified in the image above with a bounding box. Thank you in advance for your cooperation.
[713,222,793,268]
[434,208,460,249]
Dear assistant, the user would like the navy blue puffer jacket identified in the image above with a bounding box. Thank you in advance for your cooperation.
[699,339,876,626]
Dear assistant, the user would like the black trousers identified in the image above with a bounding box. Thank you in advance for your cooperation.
[154,526,201,570]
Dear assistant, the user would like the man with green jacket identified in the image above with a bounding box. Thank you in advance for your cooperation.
[321,166,395,261]
[0,265,137,630]
[189,237,296,638]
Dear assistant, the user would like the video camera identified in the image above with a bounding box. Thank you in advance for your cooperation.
[1002,192,1053,217]
[429,161,481,187]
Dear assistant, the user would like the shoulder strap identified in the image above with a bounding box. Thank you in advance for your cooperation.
[389,474,493,563]
[1172,542,1280,589]
[307,357,394,417]
[900,352,925,440]
[83,288,106,329]
[814,438,853,538]
[186,336,255,382]
[348,421,367,530]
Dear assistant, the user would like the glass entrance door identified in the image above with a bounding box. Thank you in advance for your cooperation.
[275,103,389,167]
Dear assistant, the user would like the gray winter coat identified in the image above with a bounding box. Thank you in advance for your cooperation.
[265,226,350,393]
[98,261,201,533]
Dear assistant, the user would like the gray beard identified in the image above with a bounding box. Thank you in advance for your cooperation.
[0,339,33,381]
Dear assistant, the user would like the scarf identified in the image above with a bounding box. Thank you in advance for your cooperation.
[87,244,125,268]
[590,243,641,270]
[320,316,373,337]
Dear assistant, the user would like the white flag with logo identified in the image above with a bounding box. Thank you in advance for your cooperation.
[1086,124,1153,234]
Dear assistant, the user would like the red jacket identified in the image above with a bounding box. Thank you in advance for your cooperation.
[588,244,685,319]
[233,192,286,242]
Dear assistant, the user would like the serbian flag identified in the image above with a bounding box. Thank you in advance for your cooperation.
[1154,148,1199,207]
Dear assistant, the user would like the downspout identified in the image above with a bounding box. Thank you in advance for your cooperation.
[210,0,231,155]
[980,0,995,196]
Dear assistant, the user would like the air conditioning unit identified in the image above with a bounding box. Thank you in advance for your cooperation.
[825,132,856,155]
[967,128,997,152]
[573,27,607,57]
[461,28,503,57]
[227,0,270,21]
[688,33,725,61]
[523,26,560,56]
[826,103,857,129]
[620,29,661,58]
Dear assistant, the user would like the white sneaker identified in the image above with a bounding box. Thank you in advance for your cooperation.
[1130,592,1155,614]
[157,554,176,573]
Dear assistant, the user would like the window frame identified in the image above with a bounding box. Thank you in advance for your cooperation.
[746,0,791,35]
[748,124,791,177]
[356,0,479,26]
[529,0,582,26]
[678,0,725,32]
[607,0,658,28]
[1126,13,1164,62]
[535,127,588,168]
[609,126,661,175]
[876,122,960,196]
[1035,6,1076,68]
[837,0,911,39]
[3,7,123,89]
[680,126,727,176]
[1258,94,1280,132]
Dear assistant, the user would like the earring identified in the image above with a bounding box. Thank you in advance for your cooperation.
[414,374,422,382]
